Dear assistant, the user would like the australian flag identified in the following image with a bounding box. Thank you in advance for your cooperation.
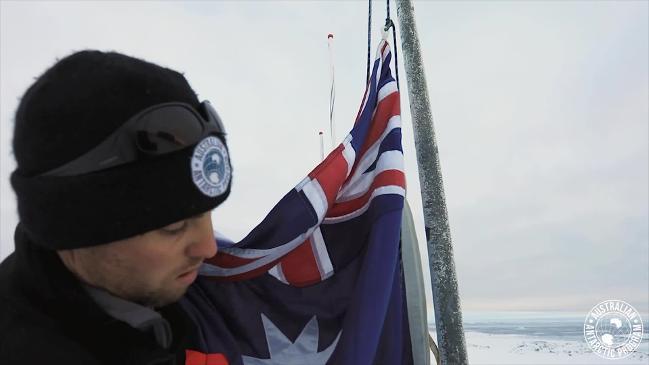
[181,39,412,365]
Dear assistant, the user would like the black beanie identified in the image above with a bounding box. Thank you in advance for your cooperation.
[10,50,232,250]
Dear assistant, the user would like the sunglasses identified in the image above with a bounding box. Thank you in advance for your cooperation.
[41,101,226,177]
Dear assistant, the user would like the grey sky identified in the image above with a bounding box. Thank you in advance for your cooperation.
[1,1,647,314]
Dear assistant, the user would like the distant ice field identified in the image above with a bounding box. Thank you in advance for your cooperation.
[427,312,649,364]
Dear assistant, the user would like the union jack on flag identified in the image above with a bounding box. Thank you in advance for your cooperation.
[181,39,412,365]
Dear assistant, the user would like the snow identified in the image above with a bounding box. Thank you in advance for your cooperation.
[427,312,649,364]
[433,331,649,365]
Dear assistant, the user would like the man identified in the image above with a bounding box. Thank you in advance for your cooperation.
[0,50,232,364]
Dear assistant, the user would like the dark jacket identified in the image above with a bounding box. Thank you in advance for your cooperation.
[0,225,196,365]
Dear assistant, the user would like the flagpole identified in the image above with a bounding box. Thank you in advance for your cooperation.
[319,131,325,161]
[327,33,337,148]
[395,1,468,364]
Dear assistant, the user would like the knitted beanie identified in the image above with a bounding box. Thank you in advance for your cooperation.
[10,50,232,250]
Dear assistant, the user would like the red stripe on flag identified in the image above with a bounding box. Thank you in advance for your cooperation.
[380,40,389,55]
[327,170,405,217]
[205,259,281,283]
[346,92,400,181]
[308,147,349,206]
[354,41,390,125]
[359,92,400,161]
[308,144,344,179]
[380,43,389,62]
[206,252,260,269]
[279,239,322,287]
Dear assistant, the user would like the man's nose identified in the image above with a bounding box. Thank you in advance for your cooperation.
[186,212,218,259]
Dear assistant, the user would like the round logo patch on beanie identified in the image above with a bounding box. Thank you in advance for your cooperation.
[191,136,231,197]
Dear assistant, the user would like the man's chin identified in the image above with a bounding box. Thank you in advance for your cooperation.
[132,285,189,308]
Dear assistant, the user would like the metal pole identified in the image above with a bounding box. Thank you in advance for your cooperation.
[327,33,337,148]
[319,131,325,161]
[395,0,468,364]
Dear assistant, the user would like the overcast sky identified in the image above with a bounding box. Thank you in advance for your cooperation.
[1,1,647,315]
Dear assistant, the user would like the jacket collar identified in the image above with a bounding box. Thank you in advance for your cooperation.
[9,224,194,365]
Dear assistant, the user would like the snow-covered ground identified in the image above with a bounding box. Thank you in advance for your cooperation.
[428,312,649,364]
[464,331,648,364]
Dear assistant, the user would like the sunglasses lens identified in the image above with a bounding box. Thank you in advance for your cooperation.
[40,102,224,177]
[135,105,204,154]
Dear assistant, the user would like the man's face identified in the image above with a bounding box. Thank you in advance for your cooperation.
[58,212,217,308]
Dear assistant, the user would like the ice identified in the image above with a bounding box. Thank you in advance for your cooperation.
[427,312,649,364]
[463,331,648,364]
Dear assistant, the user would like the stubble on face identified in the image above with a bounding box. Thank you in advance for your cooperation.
[59,234,202,308]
